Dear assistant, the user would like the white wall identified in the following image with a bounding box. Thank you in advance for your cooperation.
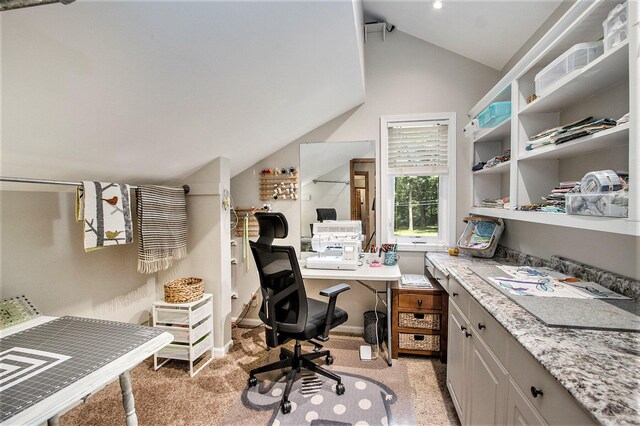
[230,30,501,328]
[0,190,158,324]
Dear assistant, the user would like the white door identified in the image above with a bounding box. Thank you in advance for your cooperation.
[467,334,508,425]
[506,377,547,426]
[447,301,468,422]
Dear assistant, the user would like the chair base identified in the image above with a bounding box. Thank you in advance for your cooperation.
[247,341,345,414]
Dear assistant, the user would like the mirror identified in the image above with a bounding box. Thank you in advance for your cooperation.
[300,141,376,252]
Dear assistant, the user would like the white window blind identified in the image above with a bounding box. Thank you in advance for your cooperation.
[387,120,449,175]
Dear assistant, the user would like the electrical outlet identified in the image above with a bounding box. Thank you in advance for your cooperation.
[231,292,239,299]
[251,298,258,307]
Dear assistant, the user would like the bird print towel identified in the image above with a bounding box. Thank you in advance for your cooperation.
[76,182,133,251]
[136,185,187,274]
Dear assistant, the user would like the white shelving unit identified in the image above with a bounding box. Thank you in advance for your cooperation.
[467,0,639,236]
[153,294,214,377]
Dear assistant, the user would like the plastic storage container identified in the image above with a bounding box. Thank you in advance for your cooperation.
[477,101,511,128]
[456,216,504,258]
[463,119,478,139]
[565,191,628,218]
[534,42,604,97]
[604,21,628,52]
[603,2,627,40]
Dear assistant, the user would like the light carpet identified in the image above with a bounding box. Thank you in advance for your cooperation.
[61,326,459,425]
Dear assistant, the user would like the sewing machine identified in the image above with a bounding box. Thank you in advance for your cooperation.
[305,221,363,270]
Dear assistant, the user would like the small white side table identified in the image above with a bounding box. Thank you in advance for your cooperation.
[152,293,214,377]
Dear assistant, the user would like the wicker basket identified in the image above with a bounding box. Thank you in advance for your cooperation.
[164,278,204,303]
[399,312,440,330]
[398,333,440,352]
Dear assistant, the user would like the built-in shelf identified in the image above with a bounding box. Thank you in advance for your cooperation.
[520,41,629,115]
[519,123,629,161]
[473,161,511,175]
[472,118,511,143]
[469,207,640,236]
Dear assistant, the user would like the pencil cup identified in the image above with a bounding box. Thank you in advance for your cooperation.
[383,252,398,266]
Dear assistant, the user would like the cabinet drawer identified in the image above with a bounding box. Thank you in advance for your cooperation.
[156,317,213,344]
[398,294,441,310]
[155,299,212,326]
[509,339,595,425]
[433,267,449,292]
[424,257,436,277]
[469,298,508,366]
[399,312,440,330]
[158,333,213,361]
[398,333,440,352]
[448,277,470,318]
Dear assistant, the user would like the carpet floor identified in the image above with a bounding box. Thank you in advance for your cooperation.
[61,326,459,425]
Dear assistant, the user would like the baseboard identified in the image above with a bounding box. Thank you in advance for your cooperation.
[233,317,364,336]
[212,339,233,358]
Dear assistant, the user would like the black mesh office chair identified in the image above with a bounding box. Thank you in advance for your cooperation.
[248,212,350,414]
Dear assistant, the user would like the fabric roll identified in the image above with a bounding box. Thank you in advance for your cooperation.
[580,170,622,194]
[136,185,187,274]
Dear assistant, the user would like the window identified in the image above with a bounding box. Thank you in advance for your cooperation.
[380,113,456,250]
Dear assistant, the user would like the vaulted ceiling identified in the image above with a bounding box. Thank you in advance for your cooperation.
[1,1,365,183]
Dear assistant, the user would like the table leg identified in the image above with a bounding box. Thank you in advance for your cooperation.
[47,415,59,426]
[119,370,138,426]
[386,281,392,366]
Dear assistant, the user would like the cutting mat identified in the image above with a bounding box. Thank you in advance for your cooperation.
[470,265,640,332]
[0,316,164,423]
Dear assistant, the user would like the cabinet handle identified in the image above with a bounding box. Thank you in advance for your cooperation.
[460,325,467,332]
[417,299,423,306]
[530,386,544,398]
[478,323,486,330]
[435,277,442,281]
[452,292,458,297]
[465,331,472,338]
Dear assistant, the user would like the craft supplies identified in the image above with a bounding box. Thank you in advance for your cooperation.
[164,277,204,303]
[457,216,504,258]
[401,274,433,288]
[448,247,459,256]
[259,167,298,201]
[0,295,40,329]
[580,170,623,193]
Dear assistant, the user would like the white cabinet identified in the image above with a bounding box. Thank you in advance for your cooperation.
[447,302,469,422]
[152,294,214,377]
[507,378,547,426]
[467,0,639,236]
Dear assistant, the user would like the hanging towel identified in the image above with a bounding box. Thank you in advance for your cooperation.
[136,185,187,274]
[76,182,133,251]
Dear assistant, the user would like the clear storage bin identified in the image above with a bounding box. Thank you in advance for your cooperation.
[534,42,603,97]
[603,2,627,40]
[565,191,628,218]
[477,101,511,128]
[604,21,628,52]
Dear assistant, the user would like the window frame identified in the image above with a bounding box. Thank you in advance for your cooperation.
[380,113,456,252]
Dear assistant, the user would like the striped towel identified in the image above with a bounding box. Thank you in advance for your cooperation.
[76,182,133,252]
[136,185,187,274]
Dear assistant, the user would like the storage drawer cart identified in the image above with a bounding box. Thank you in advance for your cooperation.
[152,293,214,377]
[391,280,447,362]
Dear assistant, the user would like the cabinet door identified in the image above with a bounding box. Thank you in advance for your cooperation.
[507,378,547,426]
[466,333,508,425]
[447,301,468,422]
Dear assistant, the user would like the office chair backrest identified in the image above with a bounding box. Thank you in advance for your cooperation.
[250,212,308,348]
[316,208,337,222]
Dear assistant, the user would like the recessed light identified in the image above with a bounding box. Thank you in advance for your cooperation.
[433,0,442,9]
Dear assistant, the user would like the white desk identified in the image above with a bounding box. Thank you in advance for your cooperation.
[301,262,401,366]
[0,316,173,426]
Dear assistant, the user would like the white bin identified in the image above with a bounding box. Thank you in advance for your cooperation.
[603,2,628,40]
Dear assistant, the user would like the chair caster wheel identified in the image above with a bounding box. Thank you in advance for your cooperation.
[248,376,257,387]
[326,355,334,365]
[281,400,292,414]
[336,383,345,395]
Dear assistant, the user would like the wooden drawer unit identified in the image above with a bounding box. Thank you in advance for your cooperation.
[392,280,447,361]
[509,338,595,425]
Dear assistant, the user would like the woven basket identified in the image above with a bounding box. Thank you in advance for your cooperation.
[399,312,440,330]
[398,333,440,352]
[164,278,204,303]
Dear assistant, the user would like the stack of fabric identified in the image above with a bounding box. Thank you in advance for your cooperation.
[472,148,511,171]
[516,181,578,213]
[526,116,617,151]
[481,196,510,209]
[566,170,629,218]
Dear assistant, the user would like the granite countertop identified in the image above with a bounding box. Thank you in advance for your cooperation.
[427,252,640,426]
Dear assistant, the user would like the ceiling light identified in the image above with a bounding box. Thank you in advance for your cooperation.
[433,0,442,9]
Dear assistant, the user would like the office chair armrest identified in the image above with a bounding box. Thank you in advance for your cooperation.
[319,283,351,297]
[317,283,350,341]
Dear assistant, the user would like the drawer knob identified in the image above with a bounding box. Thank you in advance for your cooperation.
[478,323,486,330]
[452,292,458,297]
[435,277,441,281]
[530,386,544,398]
[460,325,467,332]
[417,299,423,305]
[465,331,472,338]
